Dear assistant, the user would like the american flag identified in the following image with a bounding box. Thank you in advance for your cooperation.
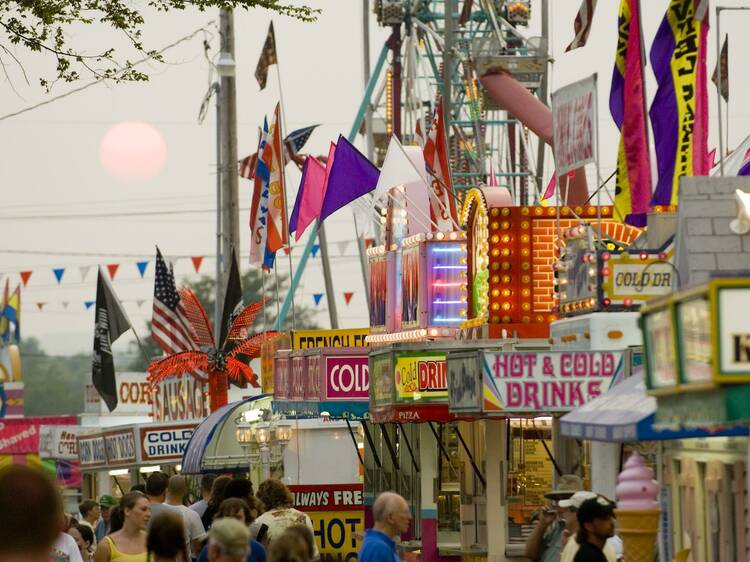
[151,248,196,355]
[565,0,597,52]
[284,124,319,158]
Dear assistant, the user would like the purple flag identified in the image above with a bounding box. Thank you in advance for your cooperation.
[318,135,379,224]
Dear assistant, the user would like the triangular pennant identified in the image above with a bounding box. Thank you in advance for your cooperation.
[191,256,204,273]
[135,299,145,308]
[84,301,95,310]
[62,301,69,309]
[337,241,349,256]
[283,247,291,255]
[135,261,148,278]
[79,265,91,281]
[107,264,120,280]
[311,244,321,258]
[53,268,65,284]
[372,135,426,202]
[19,271,32,286]
[344,292,354,305]
[365,239,375,249]
[313,293,324,306]
[36,302,45,311]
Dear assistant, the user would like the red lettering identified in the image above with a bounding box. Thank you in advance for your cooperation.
[507,382,522,407]
[524,382,540,410]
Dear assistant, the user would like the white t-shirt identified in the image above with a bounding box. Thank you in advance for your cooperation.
[170,503,208,556]
[51,533,84,562]
[189,498,208,517]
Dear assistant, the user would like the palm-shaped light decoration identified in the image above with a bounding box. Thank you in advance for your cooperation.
[147,289,276,410]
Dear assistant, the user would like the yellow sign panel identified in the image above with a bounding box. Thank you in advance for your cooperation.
[395,352,448,401]
[292,329,369,350]
[308,510,363,562]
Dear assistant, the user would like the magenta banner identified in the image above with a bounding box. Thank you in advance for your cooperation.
[325,356,369,401]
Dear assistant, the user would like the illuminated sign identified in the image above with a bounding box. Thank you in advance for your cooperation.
[482,350,624,413]
[395,352,447,401]
[292,329,369,350]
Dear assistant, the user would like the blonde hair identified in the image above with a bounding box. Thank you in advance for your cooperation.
[209,517,250,559]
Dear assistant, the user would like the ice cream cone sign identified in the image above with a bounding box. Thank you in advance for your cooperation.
[615,452,660,562]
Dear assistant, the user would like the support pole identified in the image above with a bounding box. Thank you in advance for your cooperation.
[452,425,486,488]
[345,419,365,466]
[397,424,420,473]
[535,0,550,193]
[219,9,240,276]
[443,0,455,127]
[318,224,339,329]
[213,81,223,344]
[716,7,725,176]
[361,421,382,469]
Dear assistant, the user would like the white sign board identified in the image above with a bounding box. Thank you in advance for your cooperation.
[39,425,83,460]
[718,286,750,378]
[152,376,209,422]
[482,350,623,413]
[139,423,195,463]
[551,74,598,175]
[77,434,107,469]
[103,428,138,466]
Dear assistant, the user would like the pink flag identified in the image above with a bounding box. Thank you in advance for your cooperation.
[542,173,556,201]
[292,156,327,242]
[488,161,498,187]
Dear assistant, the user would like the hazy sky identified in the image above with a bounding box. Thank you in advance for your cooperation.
[0,0,747,356]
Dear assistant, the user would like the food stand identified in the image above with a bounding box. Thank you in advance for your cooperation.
[639,278,750,561]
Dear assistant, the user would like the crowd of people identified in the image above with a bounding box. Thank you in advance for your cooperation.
[0,466,317,562]
[0,463,619,562]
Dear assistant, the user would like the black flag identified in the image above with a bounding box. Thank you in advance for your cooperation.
[220,248,244,345]
[712,35,729,103]
[254,22,277,90]
[92,268,131,411]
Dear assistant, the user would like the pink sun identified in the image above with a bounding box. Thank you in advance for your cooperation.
[99,121,167,184]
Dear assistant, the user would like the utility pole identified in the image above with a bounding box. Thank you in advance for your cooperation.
[219,9,240,282]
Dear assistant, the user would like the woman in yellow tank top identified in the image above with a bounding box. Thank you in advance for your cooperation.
[93,492,150,562]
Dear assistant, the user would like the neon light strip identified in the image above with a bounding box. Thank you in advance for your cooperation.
[432,265,465,270]
[432,317,464,323]
[432,300,463,305]
[431,247,464,253]
[432,282,462,287]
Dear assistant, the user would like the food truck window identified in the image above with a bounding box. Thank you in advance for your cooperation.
[506,418,554,551]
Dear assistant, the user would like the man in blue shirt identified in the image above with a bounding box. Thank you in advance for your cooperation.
[358,492,412,562]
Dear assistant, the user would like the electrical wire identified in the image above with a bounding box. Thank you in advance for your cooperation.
[0,22,216,122]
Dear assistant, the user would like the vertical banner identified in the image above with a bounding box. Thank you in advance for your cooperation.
[551,75,598,176]
[650,0,710,207]
[610,0,652,226]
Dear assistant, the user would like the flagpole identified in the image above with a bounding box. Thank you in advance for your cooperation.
[716,7,725,175]
[130,326,153,366]
[272,29,298,330]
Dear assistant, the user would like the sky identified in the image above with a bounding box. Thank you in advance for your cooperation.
[0,0,747,357]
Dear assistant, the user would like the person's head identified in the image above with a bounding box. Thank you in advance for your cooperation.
[544,474,583,504]
[225,478,254,504]
[0,465,62,562]
[99,495,117,522]
[217,498,252,526]
[267,530,309,562]
[208,475,233,508]
[166,475,188,504]
[79,499,100,524]
[207,518,250,562]
[558,491,597,532]
[372,491,411,537]
[256,479,292,512]
[283,525,315,561]
[71,522,94,554]
[201,474,217,501]
[146,471,170,502]
[576,496,616,545]
[114,491,151,533]
[147,511,189,562]
[130,484,147,494]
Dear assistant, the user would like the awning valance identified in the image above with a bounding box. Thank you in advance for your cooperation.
[560,372,748,442]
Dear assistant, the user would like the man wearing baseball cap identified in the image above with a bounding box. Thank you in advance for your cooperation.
[95,495,117,543]
[524,474,583,562]
[572,496,617,562]
[559,492,621,562]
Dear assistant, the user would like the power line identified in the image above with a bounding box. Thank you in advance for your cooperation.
[0,208,215,221]
[0,23,217,122]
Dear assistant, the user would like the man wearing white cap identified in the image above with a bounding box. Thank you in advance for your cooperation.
[558,492,623,562]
